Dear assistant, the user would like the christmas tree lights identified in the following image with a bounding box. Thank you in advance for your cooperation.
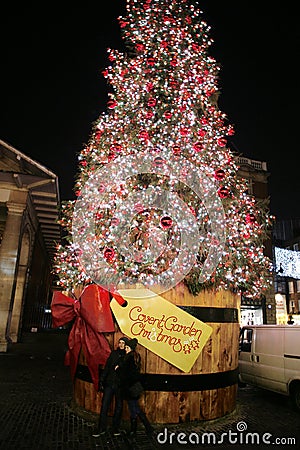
[53,0,273,298]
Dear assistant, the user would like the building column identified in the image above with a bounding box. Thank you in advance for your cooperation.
[0,202,25,352]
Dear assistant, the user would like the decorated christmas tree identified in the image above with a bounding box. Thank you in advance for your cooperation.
[53,0,273,300]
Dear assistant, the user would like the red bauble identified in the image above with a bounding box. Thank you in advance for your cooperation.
[107,152,115,162]
[110,143,122,153]
[160,216,173,229]
[246,213,256,224]
[172,145,181,155]
[198,129,206,137]
[147,97,157,107]
[103,248,115,262]
[227,126,235,136]
[217,137,227,147]
[136,43,145,52]
[146,110,154,119]
[94,130,103,142]
[134,203,144,213]
[193,141,203,152]
[164,111,172,119]
[218,186,230,199]
[139,130,149,141]
[169,78,178,89]
[192,43,200,51]
[146,82,154,92]
[153,156,165,167]
[119,19,128,28]
[147,57,156,66]
[214,169,226,181]
[95,211,104,220]
[111,217,120,227]
[180,127,189,136]
[107,99,117,109]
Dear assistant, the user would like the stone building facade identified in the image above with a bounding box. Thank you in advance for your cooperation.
[0,139,61,351]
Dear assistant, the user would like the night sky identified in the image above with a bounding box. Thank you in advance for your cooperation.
[1,1,299,220]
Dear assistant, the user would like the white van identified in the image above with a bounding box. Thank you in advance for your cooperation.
[239,325,300,411]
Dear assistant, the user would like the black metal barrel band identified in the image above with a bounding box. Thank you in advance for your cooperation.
[75,366,239,391]
[178,305,239,323]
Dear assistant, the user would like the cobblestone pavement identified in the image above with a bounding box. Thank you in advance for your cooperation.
[0,331,299,449]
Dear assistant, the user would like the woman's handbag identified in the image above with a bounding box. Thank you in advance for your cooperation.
[128,381,144,398]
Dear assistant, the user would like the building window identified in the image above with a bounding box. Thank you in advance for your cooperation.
[288,281,294,294]
[297,280,300,293]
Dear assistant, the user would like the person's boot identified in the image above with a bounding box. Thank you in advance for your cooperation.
[128,418,137,436]
[138,411,154,435]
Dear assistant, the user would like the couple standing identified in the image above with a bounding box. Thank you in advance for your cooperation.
[92,336,154,437]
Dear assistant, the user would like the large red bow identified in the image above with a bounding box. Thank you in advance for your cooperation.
[51,283,115,390]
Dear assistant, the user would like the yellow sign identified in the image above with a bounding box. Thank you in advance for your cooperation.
[111,288,212,372]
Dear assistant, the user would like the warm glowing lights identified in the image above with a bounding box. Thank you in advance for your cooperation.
[53,0,273,299]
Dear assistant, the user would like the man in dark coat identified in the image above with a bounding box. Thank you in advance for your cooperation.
[92,336,128,437]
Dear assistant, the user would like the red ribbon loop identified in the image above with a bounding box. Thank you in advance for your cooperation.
[51,284,115,390]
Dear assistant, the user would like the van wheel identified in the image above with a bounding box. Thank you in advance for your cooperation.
[291,384,300,411]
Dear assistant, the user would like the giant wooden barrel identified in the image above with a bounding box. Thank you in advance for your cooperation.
[72,284,240,423]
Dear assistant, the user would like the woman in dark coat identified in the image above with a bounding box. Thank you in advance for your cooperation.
[117,338,154,436]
